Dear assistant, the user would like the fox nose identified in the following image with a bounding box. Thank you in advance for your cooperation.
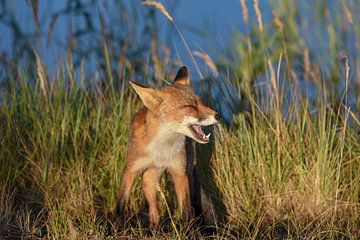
[215,113,221,121]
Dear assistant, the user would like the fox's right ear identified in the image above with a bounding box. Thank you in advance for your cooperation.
[173,66,190,86]
[129,81,163,110]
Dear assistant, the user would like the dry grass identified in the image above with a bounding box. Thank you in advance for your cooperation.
[142,1,173,22]
[0,58,359,238]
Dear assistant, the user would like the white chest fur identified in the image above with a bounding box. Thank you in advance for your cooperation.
[147,125,186,169]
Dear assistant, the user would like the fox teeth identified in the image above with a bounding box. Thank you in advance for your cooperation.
[205,133,211,138]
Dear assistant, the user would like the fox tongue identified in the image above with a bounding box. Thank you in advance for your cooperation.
[191,124,210,142]
[192,124,204,136]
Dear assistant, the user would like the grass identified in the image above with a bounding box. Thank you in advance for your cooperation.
[0,57,359,239]
[1,0,360,239]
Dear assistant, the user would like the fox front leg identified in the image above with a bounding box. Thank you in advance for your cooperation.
[142,167,163,230]
[114,166,139,216]
[169,167,192,222]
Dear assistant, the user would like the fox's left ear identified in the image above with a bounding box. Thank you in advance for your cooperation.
[173,66,190,86]
[129,81,163,110]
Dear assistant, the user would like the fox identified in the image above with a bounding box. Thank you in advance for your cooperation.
[114,66,221,229]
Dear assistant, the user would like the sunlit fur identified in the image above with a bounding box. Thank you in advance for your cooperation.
[114,66,219,229]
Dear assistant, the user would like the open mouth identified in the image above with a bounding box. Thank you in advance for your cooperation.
[190,124,211,143]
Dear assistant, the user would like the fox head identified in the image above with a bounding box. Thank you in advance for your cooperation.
[130,66,221,144]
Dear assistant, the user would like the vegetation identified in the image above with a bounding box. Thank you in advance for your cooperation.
[0,0,359,239]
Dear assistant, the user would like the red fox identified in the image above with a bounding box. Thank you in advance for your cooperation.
[114,66,221,229]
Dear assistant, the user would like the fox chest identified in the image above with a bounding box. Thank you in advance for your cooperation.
[147,135,186,169]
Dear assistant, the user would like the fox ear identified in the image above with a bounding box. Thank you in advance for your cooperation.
[129,81,162,110]
[173,66,190,86]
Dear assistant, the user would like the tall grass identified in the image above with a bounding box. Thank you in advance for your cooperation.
[1,55,359,238]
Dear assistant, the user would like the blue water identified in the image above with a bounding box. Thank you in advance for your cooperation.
[0,0,271,72]
[1,1,356,76]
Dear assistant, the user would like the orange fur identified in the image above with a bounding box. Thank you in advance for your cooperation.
[114,66,220,229]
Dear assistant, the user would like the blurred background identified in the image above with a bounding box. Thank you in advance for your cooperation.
[1,0,359,117]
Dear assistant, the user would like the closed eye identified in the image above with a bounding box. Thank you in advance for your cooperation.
[179,105,197,110]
